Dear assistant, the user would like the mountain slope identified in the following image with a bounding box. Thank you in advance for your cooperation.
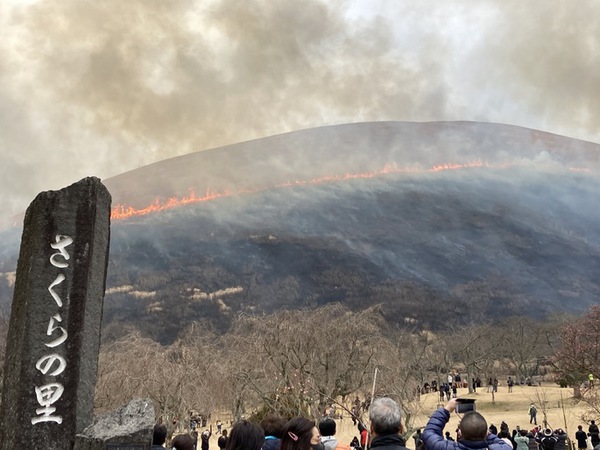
[1,121,599,344]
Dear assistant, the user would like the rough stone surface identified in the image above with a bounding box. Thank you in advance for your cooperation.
[73,398,154,450]
[0,177,111,449]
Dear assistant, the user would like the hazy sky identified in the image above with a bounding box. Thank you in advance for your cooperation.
[1,0,599,226]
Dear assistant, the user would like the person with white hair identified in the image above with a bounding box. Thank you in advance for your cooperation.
[368,397,409,450]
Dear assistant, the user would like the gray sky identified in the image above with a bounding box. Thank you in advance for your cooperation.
[1,0,599,227]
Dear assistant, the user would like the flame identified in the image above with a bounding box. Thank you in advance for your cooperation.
[109,160,496,220]
[109,160,590,221]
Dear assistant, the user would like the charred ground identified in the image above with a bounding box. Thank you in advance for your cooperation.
[1,122,599,344]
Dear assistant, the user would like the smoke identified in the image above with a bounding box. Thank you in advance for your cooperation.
[0,0,599,227]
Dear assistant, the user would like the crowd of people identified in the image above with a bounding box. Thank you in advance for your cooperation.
[152,396,599,450]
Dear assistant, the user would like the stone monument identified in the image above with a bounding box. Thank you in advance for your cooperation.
[73,397,154,450]
[0,177,111,449]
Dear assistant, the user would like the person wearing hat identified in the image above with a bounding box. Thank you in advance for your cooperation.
[538,429,557,450]
[422,398,510,450]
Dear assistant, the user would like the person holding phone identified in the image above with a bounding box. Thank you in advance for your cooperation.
[422,399,510,450]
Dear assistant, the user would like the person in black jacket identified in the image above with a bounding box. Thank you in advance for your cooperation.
[589,421,600,448]
[368,397,409,450]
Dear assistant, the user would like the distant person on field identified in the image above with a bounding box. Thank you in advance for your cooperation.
[261,415,287,450]
[507,377,514,393]
[153,423,168,449]
[528,404,537,425]
[368,397,409,450]
[589,373,595,388]
[320,417,350,450]
[422,398,509,450]
[226,420,264,450]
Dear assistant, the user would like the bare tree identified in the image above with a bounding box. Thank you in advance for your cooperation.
[447,323,505,397]
[500,317,549,381]
[221,304,385,419]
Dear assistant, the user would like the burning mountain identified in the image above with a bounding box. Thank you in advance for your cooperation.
[1,121,599,344]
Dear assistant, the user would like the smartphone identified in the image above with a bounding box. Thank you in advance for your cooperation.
[455,399,476,413]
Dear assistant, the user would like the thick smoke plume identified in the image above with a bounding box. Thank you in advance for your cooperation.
[0,0,599,227]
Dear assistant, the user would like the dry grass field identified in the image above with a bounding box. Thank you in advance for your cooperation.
[197,383,594,450]
[333,383,591,449]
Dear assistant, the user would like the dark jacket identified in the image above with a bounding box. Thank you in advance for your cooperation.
[423,408,510,450]
[369,434,408,450]
[263,437,281,450]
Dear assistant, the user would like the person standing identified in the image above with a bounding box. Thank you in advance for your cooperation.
[218,429,228,450]
[528,404,537,425]
[201,426,213,450]
[422,398,509,450]
[589,421,600,448]
[319,417,350,450]
[368,397,409,450]
[514,430,529,450]
[152,424,168,450]
[280,417,321,450]
[576,426,588,450]
[261,415,287,450]
[225,420,264,450]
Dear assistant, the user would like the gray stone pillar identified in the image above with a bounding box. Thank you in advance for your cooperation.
[0,177,111,449]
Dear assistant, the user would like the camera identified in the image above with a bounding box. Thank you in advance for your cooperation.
[455,399,476,413]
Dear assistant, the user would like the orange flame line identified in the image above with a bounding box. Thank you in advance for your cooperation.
[110,160,593,221]
[109,161,503,221]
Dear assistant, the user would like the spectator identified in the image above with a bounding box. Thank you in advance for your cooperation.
[320,417,350,450]
[281,417,321,450]
[201,427,213,450]
[358,422,369,450]
[172,434,195,450]
[589,421,600,448]
[226,420,264,450]
[554,429,566,450]
[413,429,424,448]
[526,431,538,450]
[422,398,509,450]
[261,415,287,450]
[514,430,529,450]
[218,429,228,450]
[576,426,587,450]
[152,424,168,450]
[368,397,408,450]
[538,429,557,450]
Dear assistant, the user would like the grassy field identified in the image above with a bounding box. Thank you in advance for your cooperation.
[334,383,592,449]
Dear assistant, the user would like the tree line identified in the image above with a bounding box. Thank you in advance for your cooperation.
[0,304,598,432]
